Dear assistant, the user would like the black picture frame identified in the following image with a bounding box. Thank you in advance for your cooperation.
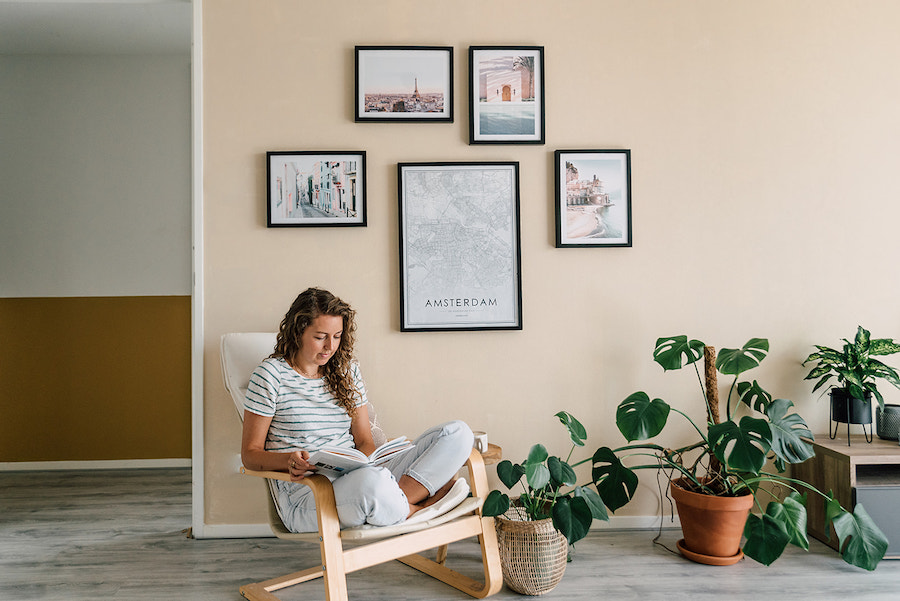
[554,149,632,247]
[398,162,522,331]
[468,46,545,144]
[266,151,366,227]
[355,46,454,123]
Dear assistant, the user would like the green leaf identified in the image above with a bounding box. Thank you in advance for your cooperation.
[591,447,638,512]
[765,399,815,466]
[652,336,705,371]
[496,460,524,489]
[854,326,871,353]
[547,456,577,487]
[869,338,900,356]
[708,417,771,473]
[551,495,593,544]
[616,392,670,442]
[526,444,549,465]
[482,490,510,517]
[525,462,550,491]
[573,485,609,522]
[716,338,769,375]
[736,380,772,412]
[766,492,810,550]
[555,411,587,447]
[831,503,889,571]
[743,512,791,565]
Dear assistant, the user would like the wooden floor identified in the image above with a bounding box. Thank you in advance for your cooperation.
[2,468,898,600]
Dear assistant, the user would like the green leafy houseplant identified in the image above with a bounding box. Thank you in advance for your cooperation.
[482,411,609,545]
[803,325,900,410]
[591,336,888,570]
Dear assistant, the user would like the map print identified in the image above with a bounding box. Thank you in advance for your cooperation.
[401,165,520,329]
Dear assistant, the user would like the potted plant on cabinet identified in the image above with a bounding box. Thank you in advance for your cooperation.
[802,325,900,442]
[589,335,888,569]
[482,411,608,594]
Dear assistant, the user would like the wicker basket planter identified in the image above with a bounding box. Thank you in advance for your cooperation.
[494,506,568,595]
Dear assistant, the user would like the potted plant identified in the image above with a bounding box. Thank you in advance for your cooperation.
[589,335,888,569]
[482,411,609,594]
[803,325,900,441]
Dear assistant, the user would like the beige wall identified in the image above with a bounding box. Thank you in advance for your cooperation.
[202,0,900,526]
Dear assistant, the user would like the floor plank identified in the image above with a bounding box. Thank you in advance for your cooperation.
[1,469,898,600]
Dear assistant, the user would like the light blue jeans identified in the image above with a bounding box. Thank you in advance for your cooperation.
[274,420,474,532]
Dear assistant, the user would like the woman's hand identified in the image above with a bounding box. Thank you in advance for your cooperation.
[287,450,315,481]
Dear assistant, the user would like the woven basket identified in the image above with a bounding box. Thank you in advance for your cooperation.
[494,506,568,595]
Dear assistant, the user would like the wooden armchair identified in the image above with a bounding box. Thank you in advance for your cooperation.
[220,332,502,601]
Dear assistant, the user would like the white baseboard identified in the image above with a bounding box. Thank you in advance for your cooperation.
[600,514,681,530]
[192,522,274,539]
[0,458,191,471]
[190,514,681,540]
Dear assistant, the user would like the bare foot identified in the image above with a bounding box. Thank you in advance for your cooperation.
[421,479,456,509]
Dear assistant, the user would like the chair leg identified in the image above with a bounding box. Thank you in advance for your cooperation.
[397,516,502,599]
[315,479,349,601]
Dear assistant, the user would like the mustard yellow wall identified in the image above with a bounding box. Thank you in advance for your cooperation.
[0,296,191,462]
[202,0,900,526]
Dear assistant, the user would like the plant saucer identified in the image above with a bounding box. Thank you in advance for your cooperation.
[676,539,744,566]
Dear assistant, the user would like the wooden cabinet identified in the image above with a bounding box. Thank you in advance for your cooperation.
[791,435,900,559]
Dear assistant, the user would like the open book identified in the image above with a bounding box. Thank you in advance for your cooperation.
[307,437,413,477]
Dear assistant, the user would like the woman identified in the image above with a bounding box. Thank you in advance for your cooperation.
[241,287,473,532]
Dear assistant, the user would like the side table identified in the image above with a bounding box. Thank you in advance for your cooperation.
[791,435,900,558]
[480,443,502,465]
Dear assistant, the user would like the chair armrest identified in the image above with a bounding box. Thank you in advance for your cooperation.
[463,447,491,499]
[240,467,335,497]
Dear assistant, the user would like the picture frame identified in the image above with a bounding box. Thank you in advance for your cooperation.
[266,151,366,227]
[468,46,545,144]
[355,46,453,123]
[554,149,632,247]
[398,162,522,331]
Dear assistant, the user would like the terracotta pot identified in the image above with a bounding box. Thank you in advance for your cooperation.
[671,478,754,561]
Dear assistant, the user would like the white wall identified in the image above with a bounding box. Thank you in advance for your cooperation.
[201,0,900,529]
[0,55,191,298]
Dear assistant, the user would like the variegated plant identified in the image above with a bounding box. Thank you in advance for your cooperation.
[803,325,900,409]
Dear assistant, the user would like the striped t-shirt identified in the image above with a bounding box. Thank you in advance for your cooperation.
[244,357,367,453]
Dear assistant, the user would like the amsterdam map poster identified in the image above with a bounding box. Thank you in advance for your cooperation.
[398,162,522,331]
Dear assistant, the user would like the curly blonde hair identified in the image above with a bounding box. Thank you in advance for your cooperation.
[271,288,360,416]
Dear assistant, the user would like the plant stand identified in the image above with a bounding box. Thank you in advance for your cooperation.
[829,388,873,445]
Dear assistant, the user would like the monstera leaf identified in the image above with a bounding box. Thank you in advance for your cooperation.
[616,392,671,442]
[765,398,815,466]
[827,497,890,571]
[556,411,587,447]
[551,495,593,545]
[708,417,771,474]
[736,380,772,413]
[716,338,769,376]
[591,447,638,512]
[547,455,577,488]
[496,460,525,489]
[652,336,705,371]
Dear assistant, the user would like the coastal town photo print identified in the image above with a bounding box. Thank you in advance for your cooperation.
[355,46,453,122]
[555,150,632,247]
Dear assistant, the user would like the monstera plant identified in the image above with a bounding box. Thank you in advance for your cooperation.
[590,336,888,569]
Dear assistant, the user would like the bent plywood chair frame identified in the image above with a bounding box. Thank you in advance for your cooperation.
[220,332,503,601]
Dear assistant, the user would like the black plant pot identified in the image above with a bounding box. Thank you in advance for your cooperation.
[830,388,873,424]
[876,404,900,441]
[829,388,873,445]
